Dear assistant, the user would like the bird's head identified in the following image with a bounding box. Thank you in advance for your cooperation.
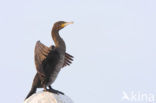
[53,21,73,31]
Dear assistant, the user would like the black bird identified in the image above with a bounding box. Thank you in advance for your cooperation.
[25,21,74,99]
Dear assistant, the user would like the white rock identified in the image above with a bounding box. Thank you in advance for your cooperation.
[24,92,74,103]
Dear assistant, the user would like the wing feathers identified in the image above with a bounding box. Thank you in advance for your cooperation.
[35,41,51,76]
[63,53,74,67]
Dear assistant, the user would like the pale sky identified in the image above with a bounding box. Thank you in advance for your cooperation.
[0,0,156,103]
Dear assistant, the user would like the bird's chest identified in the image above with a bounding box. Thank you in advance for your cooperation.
[55,55,65,71]
[48,55,65,85]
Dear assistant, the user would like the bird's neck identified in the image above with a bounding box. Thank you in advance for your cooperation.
[51,29,66,52]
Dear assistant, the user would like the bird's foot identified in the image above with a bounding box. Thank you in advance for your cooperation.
[48,88,64,95]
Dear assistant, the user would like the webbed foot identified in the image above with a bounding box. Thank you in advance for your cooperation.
[48,86,64,95]
[48,88,64,95]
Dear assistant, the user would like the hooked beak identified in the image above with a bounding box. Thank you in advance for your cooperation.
[62,21,74,27]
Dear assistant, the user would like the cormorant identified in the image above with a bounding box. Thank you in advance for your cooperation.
[25,21,74,99]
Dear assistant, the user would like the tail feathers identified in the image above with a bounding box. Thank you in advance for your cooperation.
[25,86,37,100]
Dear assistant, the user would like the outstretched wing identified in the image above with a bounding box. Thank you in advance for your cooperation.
[34,41,51,76]
[63,53,74,67]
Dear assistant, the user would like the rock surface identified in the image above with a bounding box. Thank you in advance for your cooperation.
[24,92,73,103]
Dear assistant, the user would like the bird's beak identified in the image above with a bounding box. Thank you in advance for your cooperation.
[62,21,74,27]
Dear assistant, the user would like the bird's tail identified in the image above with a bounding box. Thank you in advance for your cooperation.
[25,74,40,100]
[25,85,37,100]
